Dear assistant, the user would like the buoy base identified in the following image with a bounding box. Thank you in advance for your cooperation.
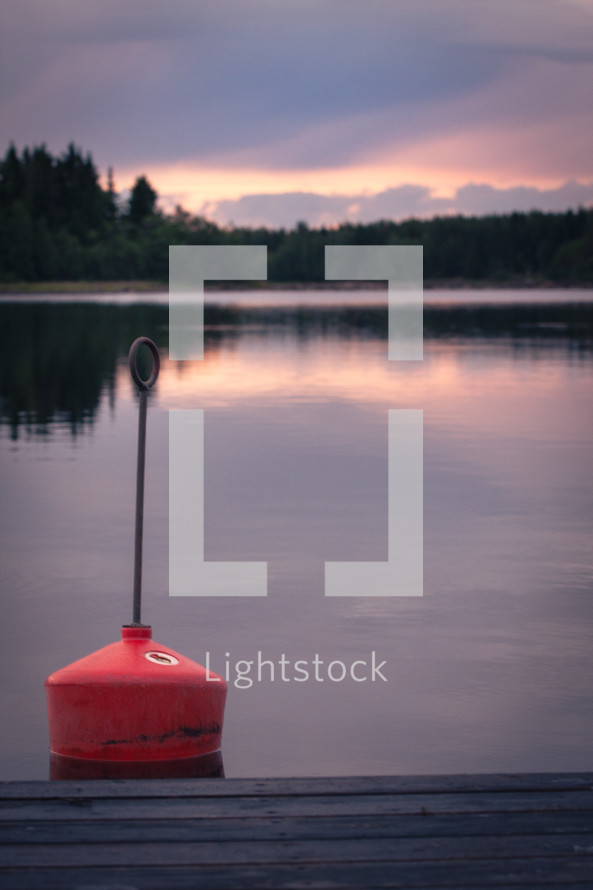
[49,749,224,780]
[45,626,227,762]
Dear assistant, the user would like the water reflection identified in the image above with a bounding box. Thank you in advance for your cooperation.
[1,295,593,780]
[0,303,166,438]
[49,750,224,780]
[1,300,591,437]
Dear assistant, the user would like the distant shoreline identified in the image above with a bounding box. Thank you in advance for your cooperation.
[1,278,591,296]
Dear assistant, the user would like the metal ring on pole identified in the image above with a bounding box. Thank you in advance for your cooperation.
[129,337,160,391]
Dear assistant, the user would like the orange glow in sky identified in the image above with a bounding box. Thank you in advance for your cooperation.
[114,157,579,215]
[113,161,465,211]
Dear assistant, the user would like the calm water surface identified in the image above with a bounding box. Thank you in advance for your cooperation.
[1,289,592,779]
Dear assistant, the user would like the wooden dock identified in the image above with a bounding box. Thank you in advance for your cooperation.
[1,773,592,888]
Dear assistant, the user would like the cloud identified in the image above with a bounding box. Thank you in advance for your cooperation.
[454,181,593,216]
[1,0,592,199]
[7,2,503,165]
[200,181,593,229]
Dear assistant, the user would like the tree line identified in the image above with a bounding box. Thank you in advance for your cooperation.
[1,143,591,284]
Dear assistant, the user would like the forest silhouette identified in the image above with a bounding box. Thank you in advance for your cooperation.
[1,143,591,285]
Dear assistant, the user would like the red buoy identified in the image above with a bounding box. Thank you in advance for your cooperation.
[45,338,227,778]
[45,625,226,766]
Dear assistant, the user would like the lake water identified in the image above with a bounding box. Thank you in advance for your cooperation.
[1,289,592,779]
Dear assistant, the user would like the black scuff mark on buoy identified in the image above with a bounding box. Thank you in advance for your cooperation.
[100,723,222,746]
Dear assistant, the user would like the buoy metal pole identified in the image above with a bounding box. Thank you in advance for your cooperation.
[128,337,160,626]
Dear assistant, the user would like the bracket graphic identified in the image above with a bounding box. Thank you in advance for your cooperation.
[169,409,267,596]
[169,246,268,596]
[325,409,423,597]
[169,245,266,360]
[325,245,423,361]
[324,246,423,597]
[168,244,423,598]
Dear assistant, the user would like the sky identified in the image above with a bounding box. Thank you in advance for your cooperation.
[1,0,593,228]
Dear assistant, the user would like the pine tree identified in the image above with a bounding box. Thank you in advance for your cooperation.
[128,176,157,224]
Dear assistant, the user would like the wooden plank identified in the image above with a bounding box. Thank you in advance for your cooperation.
[2,789,593,822]
[1,832,593,868]
[2,809,592,845]
[1,776,592,888]
[2,772,592,799]
[1,857,593,890]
